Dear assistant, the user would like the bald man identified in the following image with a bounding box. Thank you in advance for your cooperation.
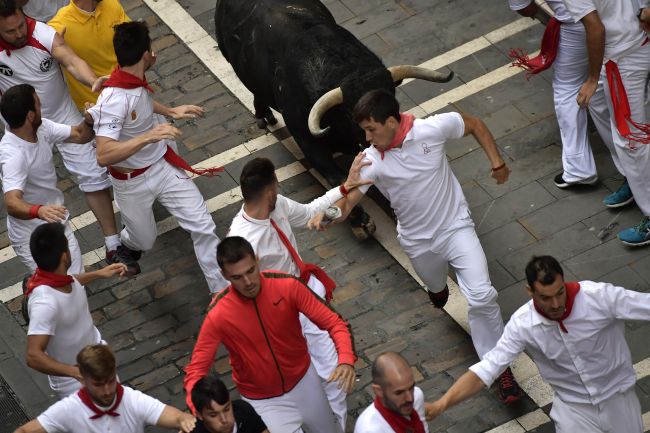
[354,352,429,433]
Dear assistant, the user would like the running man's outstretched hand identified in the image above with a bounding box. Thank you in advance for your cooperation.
[168,105,205,120]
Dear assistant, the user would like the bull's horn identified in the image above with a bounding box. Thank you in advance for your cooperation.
[388,65,454,83]
[308,87,343,137]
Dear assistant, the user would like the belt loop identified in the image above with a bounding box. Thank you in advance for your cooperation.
[126,172,131,180]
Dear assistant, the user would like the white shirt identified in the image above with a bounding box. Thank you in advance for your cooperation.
[470,281,648,405]
[24,0,69,22]
[37,385,166,433]
[0,21,81,125]
[563,0,647,60]
[0,118,70,245]
[27,278,102,392]
[88,86,167,168]
[359,114,469,241]
[509,0,574,22]
[227,188,343,276]
[353,387,429,433]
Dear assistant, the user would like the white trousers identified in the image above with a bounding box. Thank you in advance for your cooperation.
[553,22,597,182]
[300,275,347,431]
[402,217,504,359]
[550,387,642,433]
[55,139,111,193]
[243,364,343,433]
[13,222,83,275]
[110,157,228,292]
[589,42,650,214]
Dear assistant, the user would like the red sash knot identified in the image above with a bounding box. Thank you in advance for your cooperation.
[24,268,74,297]
[509,17,560,78]
[78,384,124,419]
[373,396,425,433]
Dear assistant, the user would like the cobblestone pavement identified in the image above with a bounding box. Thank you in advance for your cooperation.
[2,0,650,432]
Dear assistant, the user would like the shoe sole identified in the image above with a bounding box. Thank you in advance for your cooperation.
[604,197,634,208]
[619,237,650,247]
[554,178,598,189]
[499,394,522,404]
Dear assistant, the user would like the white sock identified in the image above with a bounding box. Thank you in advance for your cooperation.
[105,235,121,252]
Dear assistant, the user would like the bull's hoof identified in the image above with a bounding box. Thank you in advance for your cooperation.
[256,117,268,129]
[350,217,376,241]
[265,114,278,126]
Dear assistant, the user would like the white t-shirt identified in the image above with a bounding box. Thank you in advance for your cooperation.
[0,118,70,245]
[228,188,343,277]
[88,86,167,168]
[37,385,166,433]
[353,387,429,433]
[0,21,81,124]
[27,278,102,392]
[23,0,70,22]
[508,0,574,22]
[563,0,647,60]
[359,114,469,241]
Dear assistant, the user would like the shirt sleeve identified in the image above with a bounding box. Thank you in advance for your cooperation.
[37,398,71,433]
[0,148,28,194]
[284,187,344,228]
[563,0,596,22]
[469,318,526,387]
[428,112,465,140]
[233,400,267,433]
[42,119,72,146]
[34,22,57,52]
[508,0,533,11]
[183,311,223,414]
[129,388,166,426]
[87,88,127,140]
[291,280,356,366]
[27,292,58,336]
[413,387,429,433]
[598,283,650,321]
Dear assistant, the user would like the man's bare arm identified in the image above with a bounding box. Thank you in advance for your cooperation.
[95,124,181,167]
[51,33,102,91]
[4,190,67,222]
[424,370,487,420]
[461,113,509,184]
[13,419,47,433]
[26,334,82,381]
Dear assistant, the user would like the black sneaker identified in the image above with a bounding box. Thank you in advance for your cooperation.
[497,367,522,404]
[553,173,598,189]
[427,286,449,309]
[114,245,142,277]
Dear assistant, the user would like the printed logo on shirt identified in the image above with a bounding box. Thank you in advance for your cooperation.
[422,142,431,154]
[272,297,284,306]
[39,57,53,72]
[0,64,13,76]
[108,118,121,130]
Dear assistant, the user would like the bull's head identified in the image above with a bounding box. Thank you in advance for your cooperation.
[307,66,454,137]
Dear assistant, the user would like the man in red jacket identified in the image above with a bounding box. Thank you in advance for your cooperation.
[184,236,356,433]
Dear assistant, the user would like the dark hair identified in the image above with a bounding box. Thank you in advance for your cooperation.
[77,345,116,381]
[525,256,564,290]
[0,0,20,18]
[113,21,151,67]
[352,89,401,124]
[29,223,69,271]
[240,158,277,202]
[1,84,35,129]
[191,375,230,412]
[217,236,255,269]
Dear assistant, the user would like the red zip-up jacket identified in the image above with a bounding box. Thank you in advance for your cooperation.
[183,271,356,412]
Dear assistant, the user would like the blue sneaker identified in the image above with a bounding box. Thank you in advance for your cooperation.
[618,217,650,246]
[603,180,634,208]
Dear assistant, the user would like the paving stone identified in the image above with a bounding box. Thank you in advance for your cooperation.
[470,182,556,235]
[581,205,644,245]
[421,342,477,376]
[132,315,178,341]
[130,364,180,392]
[488,260,517,291]
[87,290,115,311]
[151,340,195,367]
[100,309,149,337]
[479,221,536,260]
[364,337,409,361]
[152,273,195,299]
[116,336,171,366]
[103,290,152,319]
[119,358,155,383]
[497,280,530,320]
[111,269,166,299]
[498,223,603,278]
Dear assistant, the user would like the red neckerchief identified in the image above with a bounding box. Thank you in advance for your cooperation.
[605,54,650,148]
[377,113,415,160]
[0,17,49,56]
[373,396,425,433]
[24,268,73,297]
[102,66,154,93]
[533,282,580,333]
[509,17,560,79]
[78,383,124,419]
[268,218,336,301]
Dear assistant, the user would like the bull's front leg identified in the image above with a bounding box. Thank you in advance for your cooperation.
[253,96,278,129]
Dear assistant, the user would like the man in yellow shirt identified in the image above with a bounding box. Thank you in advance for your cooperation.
[49,0,128,111]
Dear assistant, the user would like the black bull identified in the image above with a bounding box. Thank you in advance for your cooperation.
[214,0,452,232]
